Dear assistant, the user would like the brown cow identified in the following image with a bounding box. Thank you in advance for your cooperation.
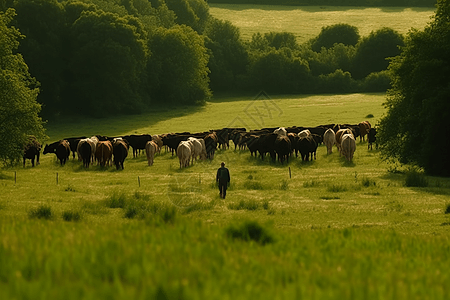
[358,121,372,142]
[335,128,353,154]
[95,141,113,167]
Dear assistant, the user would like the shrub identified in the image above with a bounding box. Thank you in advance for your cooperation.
[228,199,259,211]
[29,205,53,220]
[124,206,138,219]
[327,184,348,193]
[310,23,360,52]
[303,179,320,188]
[360,70,391,92]
[262,199,270,210]
[279,179,289,190]
[226,220,275,245]
[159,205,177,224]
[64,184,76,192]
[105,191,127,208]
[62,210,82,222]
[361,177,376,187]
[404,169,428,187]
[243,180,264,190]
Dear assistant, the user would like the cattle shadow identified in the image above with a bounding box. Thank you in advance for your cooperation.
[381,172,450,196]
[0,172,13,181]
[341,159,356,168]
[45,104,206,141]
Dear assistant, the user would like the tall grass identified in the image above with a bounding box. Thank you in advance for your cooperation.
[2,93,450,299]
[28,205,53,220]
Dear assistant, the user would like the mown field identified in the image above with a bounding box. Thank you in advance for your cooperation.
[1,93,450,299]
[209,4,435,43]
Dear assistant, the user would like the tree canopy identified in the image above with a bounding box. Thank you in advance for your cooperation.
[0,8,46,165]
[2,0,409,119]
[378,0,450,176]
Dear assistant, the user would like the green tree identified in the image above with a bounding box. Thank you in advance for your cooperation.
[0,9,46,165]
[66,10,148,116]
[307,43,355,76]
[351,27,404,79]
[146,25,211,105]
[204,18,248,91]
[12,0,65,119]
[378,0,450,176]
[264,31,298,50]
[310,23,360,52]
[164,0,209,33]
[249,48,310,93]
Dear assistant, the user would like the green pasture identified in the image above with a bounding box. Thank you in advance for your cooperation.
[1,93,450,299]
[209,4,435,43]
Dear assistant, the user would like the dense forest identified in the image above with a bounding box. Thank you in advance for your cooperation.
[208,0,436,7]
[1,0,410,118]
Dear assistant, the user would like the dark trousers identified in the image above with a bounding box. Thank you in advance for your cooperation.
[218,181,228,198]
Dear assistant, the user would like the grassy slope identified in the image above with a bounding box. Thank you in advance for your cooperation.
[2,94,450,299]
[209,4,435,43]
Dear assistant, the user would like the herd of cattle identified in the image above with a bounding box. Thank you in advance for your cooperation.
[22,122,377,169]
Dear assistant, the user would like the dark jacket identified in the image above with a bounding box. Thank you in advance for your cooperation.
[216,167,230,184]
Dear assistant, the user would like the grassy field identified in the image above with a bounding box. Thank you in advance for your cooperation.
[1,93,450,299]
[209,4,435,44]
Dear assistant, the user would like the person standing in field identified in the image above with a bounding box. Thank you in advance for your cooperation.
[216,162,230,199]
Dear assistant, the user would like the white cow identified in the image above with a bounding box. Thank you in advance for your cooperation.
[187,137,204,163]
[298,129,312,139]
[274,127,287,136]
[145,141,158,166]
[177,141,192,168]
[323,128,336,155]
[198,138,207,160]
[89,136,99,162]
[341,134,356,161]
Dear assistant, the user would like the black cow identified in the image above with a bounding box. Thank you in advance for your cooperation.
[215,128,230,150]
[274,135,291,164]
[23,136,41,167]
[307,126,327,138]
[204,132,218,159]
[43,140,71,165]
[297,136,317,161]
[63,137,86,159]
[113,139,129,170]
[338,124,360,140]
[256,133,277,162]
[311,133,323,145]
[368,128,378,150]
[78,140,92,168]
[229,128,247,150]
[122,134,152,157]
[246,135,260,157]
[162,134,190,156]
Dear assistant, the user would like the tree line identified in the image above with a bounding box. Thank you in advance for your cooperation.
[0,0,408,119]
[208,0,436,7]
